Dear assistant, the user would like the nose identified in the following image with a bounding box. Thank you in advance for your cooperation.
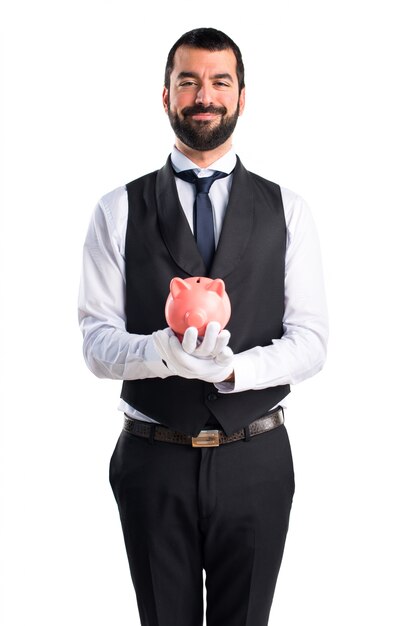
[185,309,207,330]
[195,83,213,107]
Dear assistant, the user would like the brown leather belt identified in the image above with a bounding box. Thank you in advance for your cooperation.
[123,407,284,448]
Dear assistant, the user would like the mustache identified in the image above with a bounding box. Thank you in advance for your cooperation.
[182,105,227,117]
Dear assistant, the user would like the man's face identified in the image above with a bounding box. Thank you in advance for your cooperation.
[163,46,245,152]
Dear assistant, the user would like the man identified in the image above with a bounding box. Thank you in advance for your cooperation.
[79,27,328,626]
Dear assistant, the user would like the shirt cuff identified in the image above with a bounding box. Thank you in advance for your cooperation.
[215,351,257,394]
[144,336,175,379]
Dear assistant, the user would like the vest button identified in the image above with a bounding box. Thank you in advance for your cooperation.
[207,393,218,402]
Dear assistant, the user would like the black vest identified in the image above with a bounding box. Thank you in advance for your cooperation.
[121,157,290,436]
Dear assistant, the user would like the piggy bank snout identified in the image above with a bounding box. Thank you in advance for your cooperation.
[185,309,207,329]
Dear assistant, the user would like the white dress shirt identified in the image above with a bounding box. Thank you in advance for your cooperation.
[78,146,328,424]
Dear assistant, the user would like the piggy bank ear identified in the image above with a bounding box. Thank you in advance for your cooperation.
[170,277,191,299]
[207,278,225,297]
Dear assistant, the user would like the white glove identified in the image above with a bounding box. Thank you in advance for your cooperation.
[181,321,231,358]
[152,325,234,383]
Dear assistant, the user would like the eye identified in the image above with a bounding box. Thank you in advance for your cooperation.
[179,81,197,87]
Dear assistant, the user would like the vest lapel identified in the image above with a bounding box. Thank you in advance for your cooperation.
[210,157,254,279]
[155,158,206,276]
[155,155,254,279]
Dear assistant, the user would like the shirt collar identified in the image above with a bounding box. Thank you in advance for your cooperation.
[170,145,237,176]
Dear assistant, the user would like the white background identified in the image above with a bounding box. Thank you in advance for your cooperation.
[1,0,415,624]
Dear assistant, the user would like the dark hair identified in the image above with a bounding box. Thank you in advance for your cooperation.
[164,27,245,93]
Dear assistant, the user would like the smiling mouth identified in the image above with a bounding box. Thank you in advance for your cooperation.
[190,113,220,121]
[182,105,227,121]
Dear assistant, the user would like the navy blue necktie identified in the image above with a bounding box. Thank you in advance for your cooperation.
[174,169,229,271]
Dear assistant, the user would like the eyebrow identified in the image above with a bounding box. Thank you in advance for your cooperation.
[176,71,234,82]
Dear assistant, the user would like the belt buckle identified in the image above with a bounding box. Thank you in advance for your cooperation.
[192,430,220,447]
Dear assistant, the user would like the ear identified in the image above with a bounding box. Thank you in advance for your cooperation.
[238,87,246,116]
[207,278,225,297]
[170,277,191,298]
[162,86,169,114]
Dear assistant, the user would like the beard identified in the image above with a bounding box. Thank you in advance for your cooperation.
[168,102,240,151]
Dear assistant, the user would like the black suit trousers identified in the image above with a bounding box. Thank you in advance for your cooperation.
[109,422,295,626]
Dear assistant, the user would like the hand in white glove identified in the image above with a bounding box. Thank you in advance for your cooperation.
[152,325,234,383]
[181,321,231,359]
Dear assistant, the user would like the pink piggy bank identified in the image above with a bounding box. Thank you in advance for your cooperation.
[165,276,231,338]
